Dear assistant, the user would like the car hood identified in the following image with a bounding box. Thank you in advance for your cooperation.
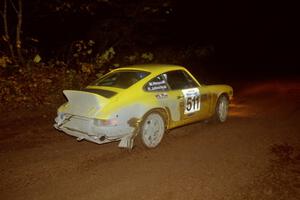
[62,90,110,118]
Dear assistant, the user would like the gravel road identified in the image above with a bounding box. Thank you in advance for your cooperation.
[1,80,299,200]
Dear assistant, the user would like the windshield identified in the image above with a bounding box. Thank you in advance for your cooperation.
[91,70,150,89]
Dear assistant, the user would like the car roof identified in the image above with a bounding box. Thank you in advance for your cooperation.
[113,64,186,74]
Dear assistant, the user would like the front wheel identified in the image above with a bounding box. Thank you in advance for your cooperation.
[140,112,165,148]
[214,95,229,123]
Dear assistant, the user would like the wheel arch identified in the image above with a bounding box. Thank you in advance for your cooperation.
[217,92,230,100]
[141,107,170,129]
[138,107,168,148]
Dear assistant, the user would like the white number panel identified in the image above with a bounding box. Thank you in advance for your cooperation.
[182,88,200,114]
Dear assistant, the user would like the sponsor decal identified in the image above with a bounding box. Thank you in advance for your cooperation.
[155,93,168,99]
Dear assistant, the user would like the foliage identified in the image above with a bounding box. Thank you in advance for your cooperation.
[0,44,215,111]
[141,52,154,61]
[0,0,215,111]
[71,40,95,60]
[0,55,12,68]
[96,47,115,68]
[0,65,96,111]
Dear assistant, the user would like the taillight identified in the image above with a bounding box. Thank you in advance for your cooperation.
[93,118,118,126]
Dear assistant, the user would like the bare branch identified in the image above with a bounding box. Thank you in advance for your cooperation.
[16,0,24,64]
[0,0,5,18]
[9,0,18,14]
[2,0,16,61]
[3,0,9,40]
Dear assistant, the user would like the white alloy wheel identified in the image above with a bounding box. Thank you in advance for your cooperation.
[140,112,165,148]
[215,95,229,122]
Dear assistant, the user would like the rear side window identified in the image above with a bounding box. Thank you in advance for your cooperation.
[164,70,198,90]
[91,71,150,89]
[145,75,168,92]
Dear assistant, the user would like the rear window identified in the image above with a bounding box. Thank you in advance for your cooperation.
[91,71,150,89]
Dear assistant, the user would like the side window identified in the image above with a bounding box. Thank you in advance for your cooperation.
[165,70,198,90]
[145,75,168,92]
[182,71,199,88]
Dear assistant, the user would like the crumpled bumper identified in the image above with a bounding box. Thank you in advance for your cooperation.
[54,123,116,144]
[54,113,137,148]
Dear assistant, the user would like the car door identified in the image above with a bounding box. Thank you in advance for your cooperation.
[143,73,184,128]
[163,70,211,127]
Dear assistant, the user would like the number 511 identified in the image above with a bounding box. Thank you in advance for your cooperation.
[186,96,200,111]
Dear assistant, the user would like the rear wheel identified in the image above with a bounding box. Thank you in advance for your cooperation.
[214,95,229,122]
[140,112,165,148]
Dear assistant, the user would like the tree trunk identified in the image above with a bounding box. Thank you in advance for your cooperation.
[2,0,15,62]
[16,0,24,65]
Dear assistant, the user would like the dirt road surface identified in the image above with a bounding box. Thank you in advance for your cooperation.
[1,80,300,200]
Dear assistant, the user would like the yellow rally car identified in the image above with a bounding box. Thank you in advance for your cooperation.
[54,64,233,149]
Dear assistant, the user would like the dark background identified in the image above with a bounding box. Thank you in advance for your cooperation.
[163,1,299,79]
[2,0,299,80]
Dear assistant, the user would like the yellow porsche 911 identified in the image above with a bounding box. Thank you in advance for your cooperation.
[54,64,233,149]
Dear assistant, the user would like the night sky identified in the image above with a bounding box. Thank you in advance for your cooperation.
[173,1,299,75]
